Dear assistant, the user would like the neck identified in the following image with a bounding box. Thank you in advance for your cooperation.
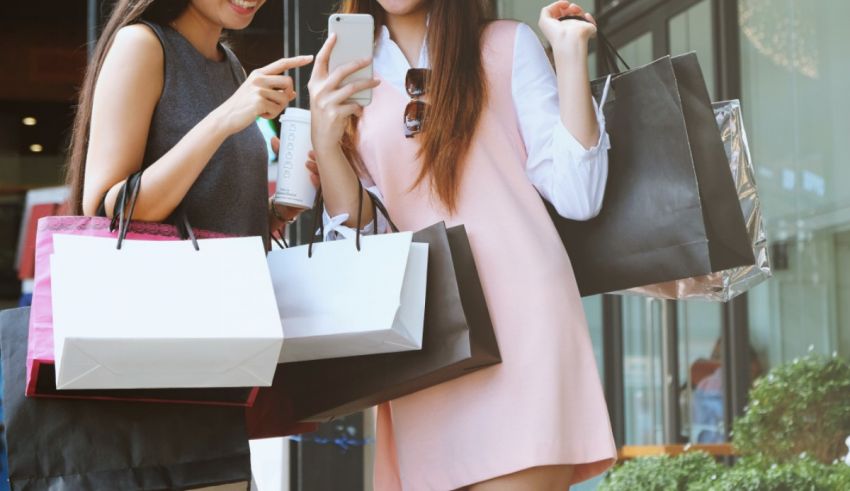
[384,8,428,68]
[171,6,224,61]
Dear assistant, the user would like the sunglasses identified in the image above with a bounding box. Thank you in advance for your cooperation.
[404,68,430,138]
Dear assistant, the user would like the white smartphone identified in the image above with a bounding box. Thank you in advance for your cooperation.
[328,13,375,106]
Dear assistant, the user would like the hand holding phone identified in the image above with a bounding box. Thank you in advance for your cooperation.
[328,13,375,106]
[308,14,380,153]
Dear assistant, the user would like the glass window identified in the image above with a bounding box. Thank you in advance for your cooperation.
[496,0,543,26]
[622,296,665,444]
[666,1,727,445]
[583,295,605,380]
[618,32,654,68]
[669,0,716,99]
[678,301,725,444]
[740,0,850,368]
[589,52,597,79]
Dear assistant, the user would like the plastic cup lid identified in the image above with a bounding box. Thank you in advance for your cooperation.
[279,107,311,124]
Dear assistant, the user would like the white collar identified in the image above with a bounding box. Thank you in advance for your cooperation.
[374,23,429,94]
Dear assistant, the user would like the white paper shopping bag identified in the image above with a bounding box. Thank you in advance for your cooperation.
[49,234,283,390]
[268,231,428,363]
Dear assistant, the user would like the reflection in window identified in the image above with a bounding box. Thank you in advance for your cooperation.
[741,0,850,371]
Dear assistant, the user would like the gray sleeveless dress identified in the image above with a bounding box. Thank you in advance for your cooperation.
[140,21,268,241]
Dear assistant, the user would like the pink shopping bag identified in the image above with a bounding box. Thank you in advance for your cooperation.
[26,215,261,407]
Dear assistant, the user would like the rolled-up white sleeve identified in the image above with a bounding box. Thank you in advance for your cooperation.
[321,184,390,241]
[513,22,611,221]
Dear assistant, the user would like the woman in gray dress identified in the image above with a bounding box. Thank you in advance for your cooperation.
[66,0,314,237]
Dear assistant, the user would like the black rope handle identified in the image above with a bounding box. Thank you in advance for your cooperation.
[365,190,399,234]
[308,183,365,257]
[559,15,631,75]
[113,171,143,250]
[109,170,200,251]
[179,208,199,251]
[108,173,134,233]
[270,207,291,250]
[307,179,408,257]
[355,180,364,251]
[271,229,289,250]
[308,187,324,258]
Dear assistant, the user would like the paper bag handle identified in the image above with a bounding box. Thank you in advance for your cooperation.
[108,170,200,251]
[366,190,400,235]
[307,181,363,257]
[306,182,399,258]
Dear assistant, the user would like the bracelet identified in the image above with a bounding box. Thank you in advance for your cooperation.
[270,199,288,222]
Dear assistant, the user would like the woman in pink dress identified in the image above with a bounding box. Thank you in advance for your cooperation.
[308,1,616,489]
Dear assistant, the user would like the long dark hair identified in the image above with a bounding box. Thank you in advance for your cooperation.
[339,0,492,212]
[65,0,190,215]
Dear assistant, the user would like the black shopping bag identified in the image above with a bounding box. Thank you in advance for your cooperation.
[0,307,251,491]
[264,221,500,422]
[548,37,753,296]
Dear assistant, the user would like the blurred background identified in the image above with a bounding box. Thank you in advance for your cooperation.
[1,0,848,489]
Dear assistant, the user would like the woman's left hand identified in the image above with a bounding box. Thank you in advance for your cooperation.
[269,137,321,229]
[539,1,597,54]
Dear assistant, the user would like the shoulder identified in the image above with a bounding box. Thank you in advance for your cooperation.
[482,21,543,58]
[482,19,522,44]
[109,23,164,68]
[481,20,520,62]
[95,23,164,104]
[115,23,162,50]
[220,43,248,78]
[481,21,546,73]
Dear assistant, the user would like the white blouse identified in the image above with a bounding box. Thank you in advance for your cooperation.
[322,22,611,238]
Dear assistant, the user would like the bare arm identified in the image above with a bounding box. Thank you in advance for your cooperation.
[539,1,600,150]
[83,24,312,220]
[308,33,381,228]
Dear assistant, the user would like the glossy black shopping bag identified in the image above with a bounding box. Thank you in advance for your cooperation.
[0,307,251,491]
[549,50,753,296]
[265,222,500,423]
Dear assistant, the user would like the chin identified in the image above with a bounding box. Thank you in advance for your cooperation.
[221,0,264,29]
[376,0,427,16]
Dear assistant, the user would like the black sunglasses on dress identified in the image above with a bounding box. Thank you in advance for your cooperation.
[404,68,430,138]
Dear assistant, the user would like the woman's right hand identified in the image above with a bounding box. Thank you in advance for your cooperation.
[213,55,314,136]
[308,33,381,154]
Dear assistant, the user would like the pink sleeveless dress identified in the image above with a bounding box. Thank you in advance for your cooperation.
[358,21,617,490]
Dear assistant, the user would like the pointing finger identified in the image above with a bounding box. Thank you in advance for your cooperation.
[259,55,314,75]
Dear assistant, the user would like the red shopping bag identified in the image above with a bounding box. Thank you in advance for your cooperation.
[17,202,66,280]
[245,367,318,439]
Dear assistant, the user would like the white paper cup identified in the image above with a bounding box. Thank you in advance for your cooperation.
[274,108,315,210]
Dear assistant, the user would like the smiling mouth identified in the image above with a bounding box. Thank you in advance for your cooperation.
[229,0,259,14]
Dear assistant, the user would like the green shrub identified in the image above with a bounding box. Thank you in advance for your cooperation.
[598,452,724,491]
[602,353,850,490]
[690,455,850,491]
[601,454,850,491]
[732,353,850,463]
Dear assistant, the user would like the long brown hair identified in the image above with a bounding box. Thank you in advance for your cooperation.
[65,0,190,215]
[339,0,492,212]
